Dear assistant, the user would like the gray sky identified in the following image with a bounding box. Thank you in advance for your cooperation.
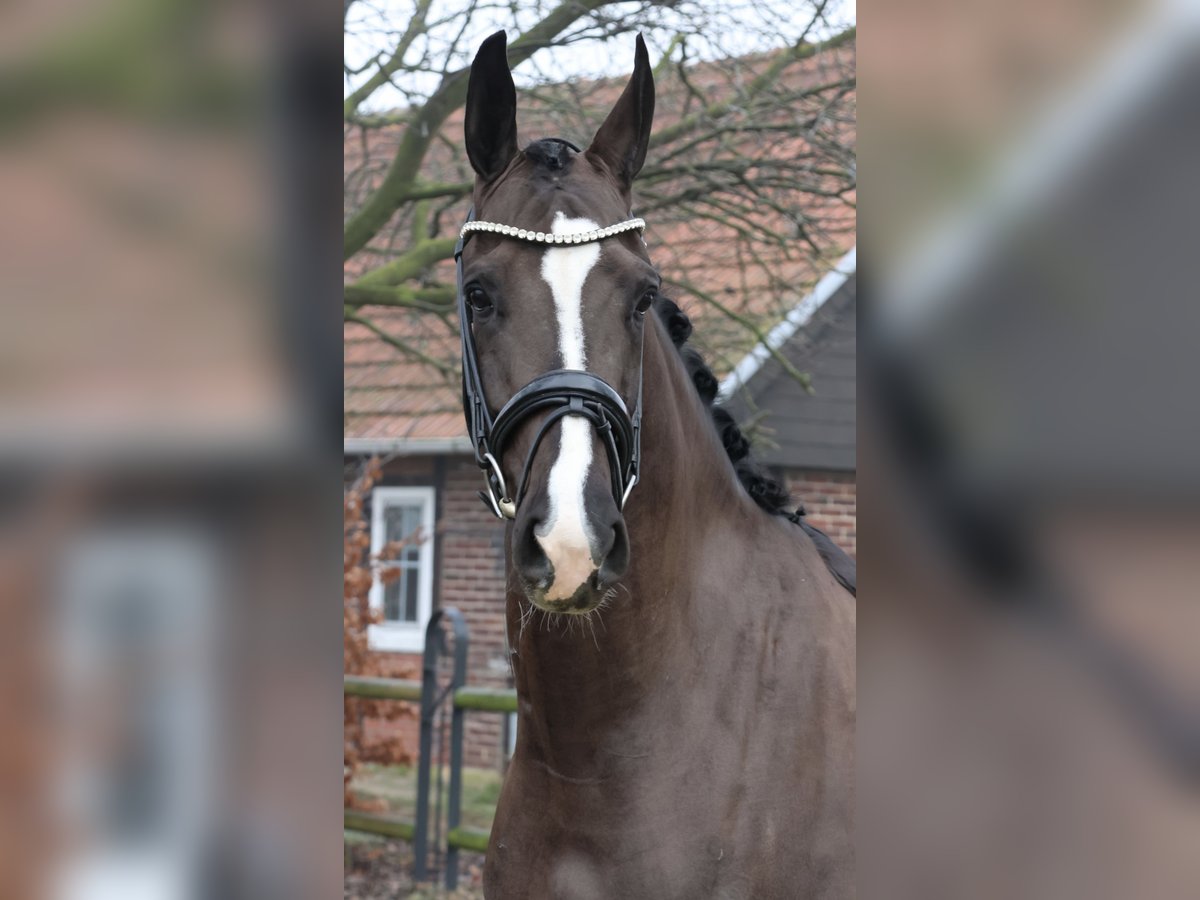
[346,0,855,112]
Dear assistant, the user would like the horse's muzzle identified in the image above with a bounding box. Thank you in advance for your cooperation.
[512,495,629,613]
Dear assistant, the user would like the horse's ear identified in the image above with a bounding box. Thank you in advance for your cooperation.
[465,31,518,182]
[586,34,655,189]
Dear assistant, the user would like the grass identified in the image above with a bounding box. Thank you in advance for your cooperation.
[350,763,503,833]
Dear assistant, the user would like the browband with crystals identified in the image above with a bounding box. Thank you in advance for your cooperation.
[458,217,646,245]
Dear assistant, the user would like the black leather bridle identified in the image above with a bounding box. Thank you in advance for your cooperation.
[455,205,645,520]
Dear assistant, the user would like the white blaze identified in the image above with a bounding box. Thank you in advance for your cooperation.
[536,213,603,600]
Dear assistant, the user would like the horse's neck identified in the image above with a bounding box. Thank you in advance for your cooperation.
[507,320,754,769]
[622,318,751,584]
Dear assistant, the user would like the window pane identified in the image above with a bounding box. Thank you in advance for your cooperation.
[403,504,421,536]
[383,576,400,622]
[385,503,422,544]
[375,494,429,629]
[403,567,419,622]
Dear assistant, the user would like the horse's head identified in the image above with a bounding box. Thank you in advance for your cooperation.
[460,31,657,614]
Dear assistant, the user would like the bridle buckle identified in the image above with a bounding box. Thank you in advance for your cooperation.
[481,452,516,520]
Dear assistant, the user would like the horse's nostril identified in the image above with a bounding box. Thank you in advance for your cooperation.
[512,511,555,586]
[597,520,630,584]
[518,551,553,589]
[594,524,617,562]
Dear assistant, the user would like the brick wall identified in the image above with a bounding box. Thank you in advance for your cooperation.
[351,454,512,770]
[783,468,857,558]
[438,458,512,768]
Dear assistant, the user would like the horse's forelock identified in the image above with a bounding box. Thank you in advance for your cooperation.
[523,138,577,172]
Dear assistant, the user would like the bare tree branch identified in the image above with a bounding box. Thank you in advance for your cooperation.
[672,278,814,392]
[344,0,612,259]
[344,0,435,118]
[344,284,455,312]
[345,307,457,378]
[649,27,855,150]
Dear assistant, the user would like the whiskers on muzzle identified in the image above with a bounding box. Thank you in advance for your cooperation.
[514,586,618,652]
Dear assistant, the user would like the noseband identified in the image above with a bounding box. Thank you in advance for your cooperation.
[456,206,647,520]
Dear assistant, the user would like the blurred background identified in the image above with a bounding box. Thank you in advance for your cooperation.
[861,0,1200,896]
[2,0,1198,897]
[0,1,342,898]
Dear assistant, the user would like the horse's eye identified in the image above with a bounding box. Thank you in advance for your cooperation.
[466,286,493,314]
[635,289,655,315]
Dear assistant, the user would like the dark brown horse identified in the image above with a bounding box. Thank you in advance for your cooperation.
[457,32,855,899]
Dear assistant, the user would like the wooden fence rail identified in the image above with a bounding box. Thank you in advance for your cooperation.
[343,610,515,889]
[343,675,517,712]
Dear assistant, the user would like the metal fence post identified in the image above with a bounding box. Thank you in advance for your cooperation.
[413,612,441,882]
[413,608,469,884]
[443,608,469,890]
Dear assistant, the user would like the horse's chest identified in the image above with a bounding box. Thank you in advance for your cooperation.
[486,830,741,900]
[486,762,767,900]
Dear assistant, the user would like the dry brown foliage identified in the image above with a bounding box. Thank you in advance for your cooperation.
[344,456,421,809]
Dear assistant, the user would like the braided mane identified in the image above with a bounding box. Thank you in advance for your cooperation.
[653,295,794,515]
[653,294,857,596]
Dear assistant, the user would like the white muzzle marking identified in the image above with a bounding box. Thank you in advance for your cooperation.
[535,213,603,601]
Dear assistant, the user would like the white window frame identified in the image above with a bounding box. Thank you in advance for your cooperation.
[368,486,436,653]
